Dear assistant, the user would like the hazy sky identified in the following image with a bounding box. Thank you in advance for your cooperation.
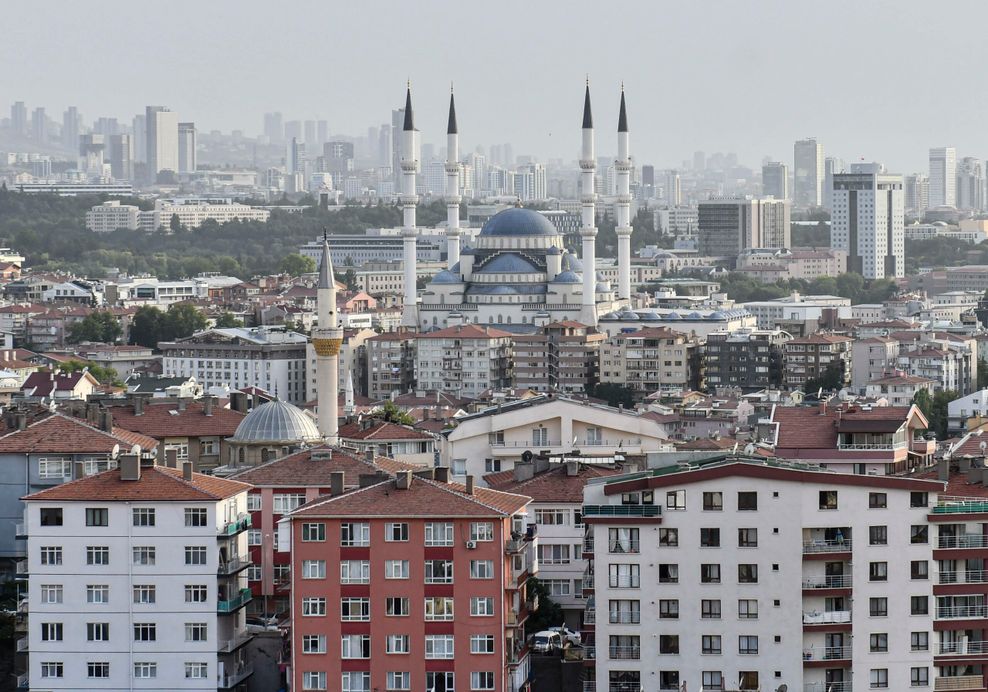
[5,0,986,172]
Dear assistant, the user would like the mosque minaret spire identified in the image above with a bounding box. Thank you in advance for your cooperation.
[400,82,420,329]
[615,84,633,303]
[579,79,599,326]
[445,85,462,271]
[312,233,343,444]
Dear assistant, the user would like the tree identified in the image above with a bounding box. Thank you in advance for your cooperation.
[129,305,165,348]
[523,577,563,637]
[214,312,243,328]
[370,400,415,426]
[163,303,208,341]
[914,388,959,440]
[803,362,846,396]
[59,359,123,386]
[588,383,637,408]
[279,253,316,276]
[169,213,184,233]
[67,311,122,344]
[343,268,358,291]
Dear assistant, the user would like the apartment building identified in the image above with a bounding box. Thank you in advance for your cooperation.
[704,329,790,391]
[364,333,418,400]
[851,337,899,393]
[782,334,854,391]
[581,455,944,692]
[415,325,513,400]
[20,457,254,691]
[337,420,436,467]
[600,327,704,397]
[865,374,936,407]
[512,321,604,395]
[284,471,536,692]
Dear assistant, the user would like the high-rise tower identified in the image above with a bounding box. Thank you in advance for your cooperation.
[400,84,420,330]
[579,82,599,326]
[312,235,343,444]
[614,86,632,303]
[445,87,462,270]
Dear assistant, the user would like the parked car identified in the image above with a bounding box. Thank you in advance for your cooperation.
[549,625,581,646]
[530,630,562,654]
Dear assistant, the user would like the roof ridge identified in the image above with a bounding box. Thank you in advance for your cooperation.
[417,476,530,515]
[287,478,392,514]
[155,465,251,498]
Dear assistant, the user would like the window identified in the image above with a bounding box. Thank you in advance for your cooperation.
[666,489,686,510]
[425,597,455,621]
[659,528,679,546]
[85,584,107,603]
[185,585,207,603]
[87,622,109,641]
[425,634,455,659]
[388,672,411,691]
[911,631,929,651]
[247,494,261,511]
[302,597,326,616]
[38,459,71,479]
[425,522,453,546]
[608,599,641,624]
[41,662,63,678]
[273,493,305,513]
[40,508,63,526]
[738,599,758,619]
[819,490,838,510]
[83,508,108,527]
[341,597,370,621]
[385,559,409,580]
[870,633,888,652]
[470,597,495,616]
[869,492,887,508]
[302,522,326,542]
[386,597,409,616]
[693,528,718,548]
[911,668,929,688]
[471,634,496,654]
[302,671,327,690]
[659,563,678,583]
[302,634,327,653]
[184,508,208,527]
[739,635,759,654]
[471,672,495,690]
[133,623,156,641]
[869,562,888,582]
[471,522,494,541]
[425,560,454,584]
[185,663,208,680]
[88,662,110,679]
[132,508,155,526]
[609,528,639,553]
[738,528,758,547]
[538,544,571,565]
[911,525,929,544]
[609,563,640,588]
[911,596,928,615]
[703,491,723,511]
[702,634,722,654]
[911,560,929,580]
[738,564,758,583]
[41,622,63,641]
[737,491,758,510]
[185,622,207,642]
[387,634,410,653]
[470,560,494,579]
[247,529,262,546]
[87,546,109,565]
[386,522,409,541]
[427,672,455,692]
[659,599,679,619]
[340,560,370,584]
[40,546,62,565]
[870,669,889,689]
[535,509,568,525]
[184,546,207,565]
[134,662,157,679]
[40,584,63,604]
[133,585,155,604]
[701,563,721,583]
[300,559,325,579]
[870,597,888,617]
[702,599,721,619]
[658,634,679,654]
[869,525,888,545]
[341,634,371,658]
[543,579,571,597]
[130,545,155,566]
[910,492,928,508]
[703,672,723,690]
[659,671,680,690]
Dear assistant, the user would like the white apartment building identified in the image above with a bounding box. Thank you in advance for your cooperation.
[110,274,243,307]
[20,457,254,691]
[794,138,824,208]
[582,456,950,692]
[929,147,957,208]
[740,294,851,330]
[85,200,141,232]
[830,170,905,279]
[414,324,513,399]
[141,199,270,231]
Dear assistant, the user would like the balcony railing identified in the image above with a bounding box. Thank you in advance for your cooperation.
[583,536,594,553]
[804,683,851,692]
[217,664,253,689]
[802,610,851,624]
[606,575,640,588]
[583,568,594,588]
[14,522,25,538]
[803,539,852,553]
[938,534,988,549]
[16,674,27,689]
[938,605,988,619]
[578,438,643,447]
[583,683,596,692]
[584,505,661,518]
[608,611,641,625]
[608,646,641,659]
[937,640,988,655]
[15,561,27,576]
[15,637,27,652]
[218,556,252,575]
[803,645,851,661]
[491,440,562,449]
[836,441,905,451]
[933,496,988,515]
[935,676,986,691]
[217,588,252,614]
[607,540,641,554]
[803,575,853,589]
[505,539,524,555]
[584,608,595,624]
[218,514,252,537]
[217,631,254,653]
[939,570,988,584]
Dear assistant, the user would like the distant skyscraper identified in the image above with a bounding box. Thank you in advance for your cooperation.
[93,117,119,137]
[132,114,147,163]
[830,170,904,279]
[284,120,302,143]
[793,138,824,208]
[378,124,392,168]
[904,174,930,215]
[823,156,844,212]
[503,143,514,168]
[78,134,106,177]
[304,120,316,146]
[665,170,681,205]
[146,106,179,182]
[367,126,378,162]
[263,112,283,144]
[929,146,957,208]
[286,137,306,190]
[514,163,547,200]
[323,141,354,175]
[62,106,80,153]
[956,156,982,211]
[178,122,197,174]
[693,150,705,171]
[698,198,790,258]
[109,134,133,180]
[391,107,404,189]
[10,101,27,136]
[31,107,47,143]
[762,161,789,199]
[317,120,329,147]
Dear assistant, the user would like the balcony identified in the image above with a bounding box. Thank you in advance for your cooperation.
[937,641,988,655]
[16,674,27,689]
[218,555,252,575]
[15,637,27,653]
[217,664,253,689]
[584,608,596,625]
[935,676,986,691]
[938,605,988,619]
[802,610,851,625]
[939,535,988,549]
[607,611,641,625]
[217,631,254,653]
[505,539,524,555]
[933,496,988,515]
[14,522,26,539]
[583,536,594,553]
[804,683,850,692]
[803,645,851,661]
[217,588,252,614]
[836,441,905,451]
[803,575,852,589]
[583,505,661,518]
[583,567,594,589]
[583,683,596,692]
[14,561,27,579]
[218,514,251,538]
[803,539,852,554]
[940,570,988,584]
[608,646,641,660]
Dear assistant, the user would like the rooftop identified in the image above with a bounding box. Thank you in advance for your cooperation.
[484,462,626,503]
[24,464,250,502]
[0,413,157,455]
[229,445,416,487]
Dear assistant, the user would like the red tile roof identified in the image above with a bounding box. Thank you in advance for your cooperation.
[108,402,244,439]
[772,405,925,454]
[338,420,434,441]
[419,324,513,339]
[229,446,416,487]
[22,369,96,395]
[0,414,157,454]
[484,463,626,503]
[24,465,250,502]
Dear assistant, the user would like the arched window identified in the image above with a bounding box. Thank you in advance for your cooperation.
[261,448,271,463]
[238,448,245,464]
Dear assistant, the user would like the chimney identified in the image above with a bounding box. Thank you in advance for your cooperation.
[73,461,84,480]
[434,466,450,483]
[819,401,827,415]
[513,461,535,483]
[177,398,188,412]
[203,396,214,417]
[182,461,193,481]
[86,402,99,426]
[100,409,113,433]
[395,471,413,490]
[230,392,248,413]
[330,471,345,496]
[120,455,141,481]
[134,394,145,416]
[16,413,26,431]
[565,460,579,476]
[465,475,475,495]
[938,457,951,482]
[164,448,178,469]
[364,448,374,463]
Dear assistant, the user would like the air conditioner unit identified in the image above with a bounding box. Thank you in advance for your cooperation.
[465,540,477,550]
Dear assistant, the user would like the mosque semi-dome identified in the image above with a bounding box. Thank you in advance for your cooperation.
[479,207,557,237]
[431,269,463,284]
[232,399,322,444]
[552,270,582,284]
[476,253,541,273]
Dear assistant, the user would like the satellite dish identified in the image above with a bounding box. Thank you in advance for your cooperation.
[777,686,788,692]
[521,450,534,463]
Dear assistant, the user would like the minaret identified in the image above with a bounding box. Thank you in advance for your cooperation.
[615,85,633,303]
[344,366,355,418]
[400,83,421,329]
[312,234,343,444]
[579,80,599,326]
[445,86,462,270]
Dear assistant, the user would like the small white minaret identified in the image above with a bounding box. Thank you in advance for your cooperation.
[579,80,599,326]
[400,83,421,330]
[615,85,633,303]
[313,234,343,444]
[344,365,355,418]
[445,86,462,270]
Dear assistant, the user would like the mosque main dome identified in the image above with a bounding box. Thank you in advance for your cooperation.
[478,208,558,237]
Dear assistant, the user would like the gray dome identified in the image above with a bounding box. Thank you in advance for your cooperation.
[546,246,562,256]
[710,311,726,319]
[560,253,583,272]
[476,253,541,273]
[232,399,322,444]
[666,312,681,320]
[431,270,462,284]
[552,270,581,284]
[596,282,610,292]
[479,208,557,237]
[639,312,661,321]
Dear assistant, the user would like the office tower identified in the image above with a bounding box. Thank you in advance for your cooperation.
[286,137,306,192]
[31,107,47,143]
[109,134,133,180]
[323,141,354,175]
[263,112,283,144]
[642,165,655,188]
[132,114,147,163]
[145,106,179,182]
[515,163,547,200]
[759,197,792,248]
[61,106,80,153]
[956,156,983,211]
[178,122,197,175]
[693,150,705,171]
[762,161,789,199]
[793,138,824,208]
[698,198,790,257]
[378,124,392,168]
[421,142,435,164]
[284,120,302,142]
[830,170,904,279]
[503,142,514,168]
[665,170,681,205]
[304,120,316,146]
[78,134,106,177]
[466,152,487,193]
[31,158,51,178]
[823,156,844,211]
[929,147,957,208]
[93,117,119,137]
[366,126,378,162]
[10,101,27,136]
[490,144,502,167]
[904,174,930,215]
[317,120,328,147]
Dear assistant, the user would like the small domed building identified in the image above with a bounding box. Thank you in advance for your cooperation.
[227,398,323,467]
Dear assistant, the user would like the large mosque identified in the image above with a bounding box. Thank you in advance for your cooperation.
[399,82,634,333]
